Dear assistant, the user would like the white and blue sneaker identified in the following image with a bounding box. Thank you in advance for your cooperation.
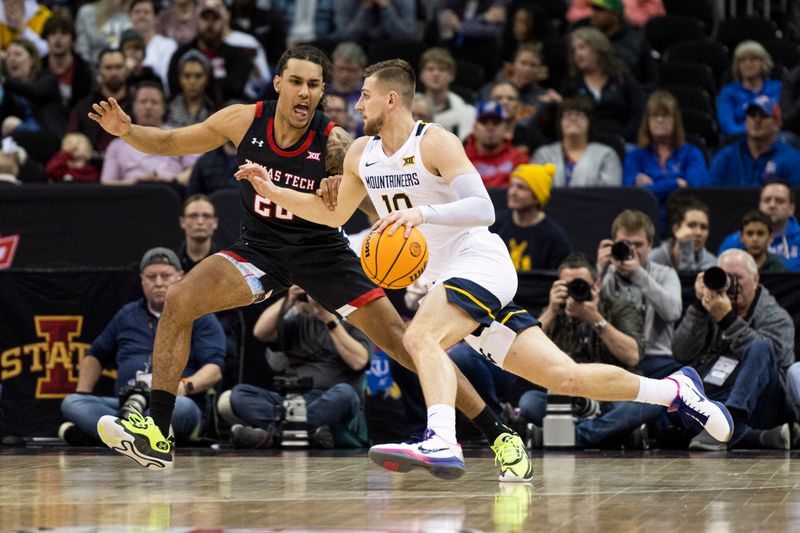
[368,428,465,480]
[667,366,734,443]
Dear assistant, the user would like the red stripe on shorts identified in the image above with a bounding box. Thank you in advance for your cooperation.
[218,250,249,264]
[348,287,385,308]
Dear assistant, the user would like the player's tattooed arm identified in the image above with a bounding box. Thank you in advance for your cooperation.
[325,126,353,176]
[358,194,378,218]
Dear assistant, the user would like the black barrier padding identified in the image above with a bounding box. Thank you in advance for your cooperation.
[208,189,242,249]
[489,187,662,261]
[0,184,183,268]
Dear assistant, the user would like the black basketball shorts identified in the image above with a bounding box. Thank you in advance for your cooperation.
[217,237,385,317]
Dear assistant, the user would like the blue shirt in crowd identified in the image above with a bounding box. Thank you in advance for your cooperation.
[623,143,708,201]
[718,215,800,271]
[89,299,226,393]
[717,79,782,137]
[706,140,800,187]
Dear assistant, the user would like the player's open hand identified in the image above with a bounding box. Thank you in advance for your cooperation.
[234,162,276,197]
[87,98,132,138]
[317,175,341,210]
[372,208,423,238]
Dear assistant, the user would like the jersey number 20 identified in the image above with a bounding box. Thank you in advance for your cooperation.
[254,194,294,220]
[380,193,413,213]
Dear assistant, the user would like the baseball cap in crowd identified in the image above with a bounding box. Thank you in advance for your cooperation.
[476,100,509,121]
[744,95,782,120]
[591,0,624,15]
[140,247,182,272]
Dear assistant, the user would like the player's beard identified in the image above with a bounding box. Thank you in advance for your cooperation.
[363,112,385,136]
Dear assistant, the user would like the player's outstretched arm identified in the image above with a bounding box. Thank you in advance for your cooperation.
[88,98,253,156]
[235,136,369,227]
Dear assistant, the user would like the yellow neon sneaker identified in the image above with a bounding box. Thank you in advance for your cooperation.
[97,407,174,469]
[491,432,533,482]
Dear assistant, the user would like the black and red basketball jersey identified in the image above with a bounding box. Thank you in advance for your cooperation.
[236,100,338,245]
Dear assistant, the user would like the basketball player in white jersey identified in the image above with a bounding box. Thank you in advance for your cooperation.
[236,59,734,480]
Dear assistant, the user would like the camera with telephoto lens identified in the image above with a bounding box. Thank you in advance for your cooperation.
[273,375,314,447]
[703,266,734,291]
[566,278,593,302]
[117,380,150,420]
[611,240,634,261]
[704,266,739,302]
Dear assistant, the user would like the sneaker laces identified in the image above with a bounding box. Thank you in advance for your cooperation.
[493,434,523,468]
[126,408,150,430]
[672,377,715,421]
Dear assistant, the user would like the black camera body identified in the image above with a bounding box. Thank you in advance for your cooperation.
[611,240,634,261]
[117,380,150,420]
[566,278,593,302]
[273,374,313,394]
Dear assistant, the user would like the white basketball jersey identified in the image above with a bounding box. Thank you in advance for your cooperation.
[358,121,490,279]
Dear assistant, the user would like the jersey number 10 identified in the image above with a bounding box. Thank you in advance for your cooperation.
[380,193,413,212]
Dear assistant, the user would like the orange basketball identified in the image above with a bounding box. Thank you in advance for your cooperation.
[360,226,428,289]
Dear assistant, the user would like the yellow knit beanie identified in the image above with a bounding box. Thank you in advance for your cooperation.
[510,163,556,207]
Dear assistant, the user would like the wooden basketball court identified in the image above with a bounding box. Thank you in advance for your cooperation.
[1,447,799,531]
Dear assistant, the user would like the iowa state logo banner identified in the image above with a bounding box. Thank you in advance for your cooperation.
[1,315,90,398]
[0,269,139,437]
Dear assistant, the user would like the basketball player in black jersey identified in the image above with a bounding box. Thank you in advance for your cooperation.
[87,46,533,480]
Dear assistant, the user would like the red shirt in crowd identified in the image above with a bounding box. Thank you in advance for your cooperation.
[45,151,100,183]
[464,135,529,188]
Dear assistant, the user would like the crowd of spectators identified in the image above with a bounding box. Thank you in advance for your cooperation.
[3,0,795,450]
[5,3,798,244]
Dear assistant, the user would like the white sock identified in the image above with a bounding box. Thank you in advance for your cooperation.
[427,403,457,444]
[635,376,679,407]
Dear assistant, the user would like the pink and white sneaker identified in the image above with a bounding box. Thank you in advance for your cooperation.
[368,428,465,480]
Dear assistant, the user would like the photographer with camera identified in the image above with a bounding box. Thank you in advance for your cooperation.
[566,212,707,448]
[226,285,373,448]
[540,254,643,368]
[675,249,795,450]
[59,247,226,445]
[598,210,683,379]
[516,254,644,435]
